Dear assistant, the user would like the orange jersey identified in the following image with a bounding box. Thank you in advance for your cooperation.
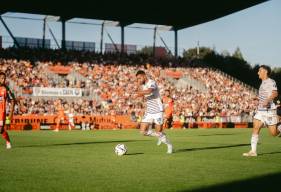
[0,86,14,111]
[0,87,7,112]
[0,86,15,121]
[57,105,65,118]
[162,96,173,117]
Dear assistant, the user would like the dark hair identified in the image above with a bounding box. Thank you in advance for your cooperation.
[0,72,6,77]
[260,65,271,76]
[136,70,146,76]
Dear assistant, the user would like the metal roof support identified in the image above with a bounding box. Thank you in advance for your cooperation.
[157,31,172,55]
[47,23,60,49]
[121,24,125,54]
[61,18,66,50]
[42,17,47,49]
[100,21,105,53]
[153,26,157,57]
[174,29,178,58]
[0,15,20,48]
[106,30,118,53]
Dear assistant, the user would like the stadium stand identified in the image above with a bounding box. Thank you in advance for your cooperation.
[0,48,258,129]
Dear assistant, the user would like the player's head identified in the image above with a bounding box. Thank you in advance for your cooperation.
[164,89,170,96]
[258,65,271,80]
[136,70,147,85]
[55,99,61,105]
[0,72,6,86]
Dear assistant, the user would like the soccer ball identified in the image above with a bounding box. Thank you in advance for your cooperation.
[115,144,127,156]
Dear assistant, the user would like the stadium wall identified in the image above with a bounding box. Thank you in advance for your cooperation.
[8,115,251,130]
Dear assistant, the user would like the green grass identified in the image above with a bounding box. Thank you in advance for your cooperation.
[1,128,281,192]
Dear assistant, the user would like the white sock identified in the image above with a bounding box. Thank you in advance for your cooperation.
[251,134,259,153]
[145,129,158,137]
[158,132,171,145]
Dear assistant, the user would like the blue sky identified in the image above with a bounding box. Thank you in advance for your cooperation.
[0,0,280,67]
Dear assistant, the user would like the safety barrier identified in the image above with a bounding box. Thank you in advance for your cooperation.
[9,115,138,130]
[172,121,250,129]
[8,115,251,130]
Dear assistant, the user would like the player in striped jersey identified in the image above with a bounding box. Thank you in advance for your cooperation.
[134,70,173,154]
[0,72,15,149]
[243,65,281,157]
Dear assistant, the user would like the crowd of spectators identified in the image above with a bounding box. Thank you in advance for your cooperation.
[0,48,258,122]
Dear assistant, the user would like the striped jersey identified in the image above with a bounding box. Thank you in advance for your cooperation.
[258,78,277,110]
[143,79,163,114]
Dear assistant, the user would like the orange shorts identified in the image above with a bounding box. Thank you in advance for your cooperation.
[0,112,5,126]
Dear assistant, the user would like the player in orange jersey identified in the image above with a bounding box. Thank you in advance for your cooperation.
[54,99,66,132]
[162,89,174,129]
[0,72,15,149]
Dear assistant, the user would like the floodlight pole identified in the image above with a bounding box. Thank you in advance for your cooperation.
[100,21,105,54]
[121,24,125,54]
[174,29,178,58]
[0,16,20,48]
[61,18,66,50]
[153,26,157,57]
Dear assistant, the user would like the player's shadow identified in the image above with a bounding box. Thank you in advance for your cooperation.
[176,143,250,153]
[18,140,148,148]
[125,153,144,156]
[197,133,240,137]
[178,171,281,192]
[258,151,281,156]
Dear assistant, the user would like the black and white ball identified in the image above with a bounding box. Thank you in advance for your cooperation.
[115,144,127,156]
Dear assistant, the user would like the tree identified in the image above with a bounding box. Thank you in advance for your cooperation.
[221,50,230,57]
[183,47,214,60]
[138,46,153,55]
[232,47,244,60]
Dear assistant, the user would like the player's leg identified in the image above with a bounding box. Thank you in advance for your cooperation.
[0,114,11,149]
[267,113,280,136]
[154,113,173,154]
[140,122,150,135]
[68,119,74,131]
[243,118,263,157]
[278,116,281,136]
[54,117,61,132]
[140,113,158,137]
[163,118,168,129]
[268,125,279,136]
[155,113,165,146]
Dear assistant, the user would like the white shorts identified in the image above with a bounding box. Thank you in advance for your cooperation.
[254,110,278,126]
[142,112,164,125]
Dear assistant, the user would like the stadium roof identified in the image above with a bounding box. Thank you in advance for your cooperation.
[1,0,268,30]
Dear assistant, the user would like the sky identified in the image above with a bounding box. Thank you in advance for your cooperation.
[0,0,280,67]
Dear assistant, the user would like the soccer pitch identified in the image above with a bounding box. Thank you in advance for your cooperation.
[1,129,281,192]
